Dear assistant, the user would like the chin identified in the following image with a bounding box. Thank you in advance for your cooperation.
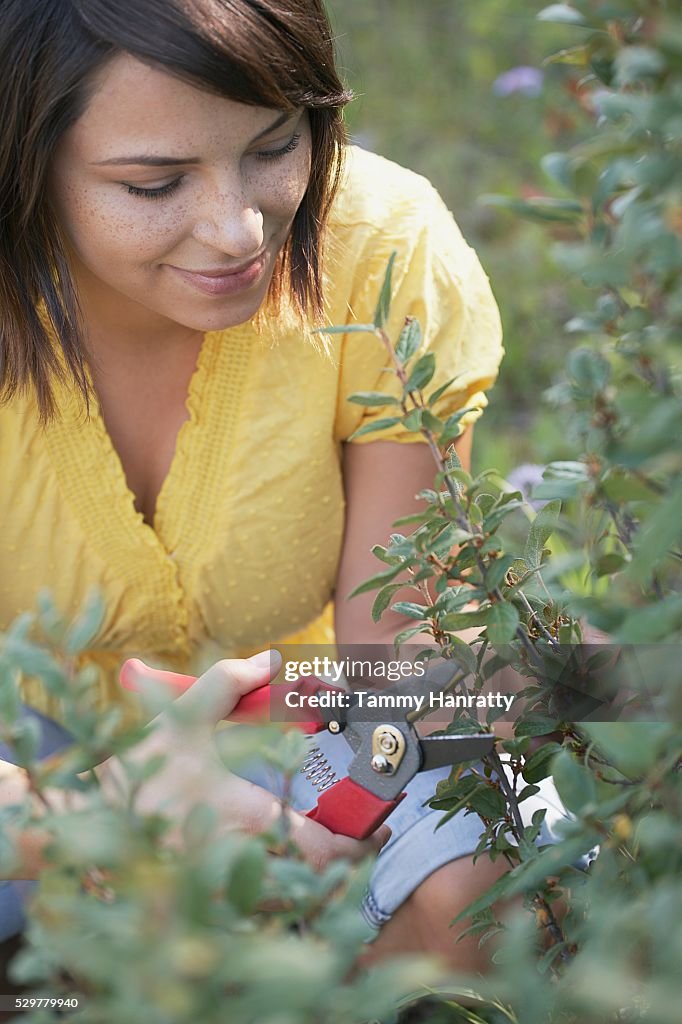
[169,290,270,333]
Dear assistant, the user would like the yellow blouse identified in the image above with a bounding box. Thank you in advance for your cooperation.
[0,146,503,721]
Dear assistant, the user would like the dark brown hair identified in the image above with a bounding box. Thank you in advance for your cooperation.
[0,0,351,419]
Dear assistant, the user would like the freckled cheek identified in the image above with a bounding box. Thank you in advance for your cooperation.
[255,150,312,226]
[262,177,311,228]
[60,190,189,268]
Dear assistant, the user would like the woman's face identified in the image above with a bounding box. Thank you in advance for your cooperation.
[50,54,312,337]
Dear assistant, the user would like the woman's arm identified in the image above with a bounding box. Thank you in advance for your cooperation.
[335,431,473,648]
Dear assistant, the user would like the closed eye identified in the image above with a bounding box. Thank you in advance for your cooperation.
[122,177,184,200]
[256,133,302,161]
[120,131,302,198]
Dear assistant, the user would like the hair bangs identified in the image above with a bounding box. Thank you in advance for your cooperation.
[72,0,347,113]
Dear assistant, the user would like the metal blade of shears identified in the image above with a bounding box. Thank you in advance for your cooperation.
[418,733,494,772]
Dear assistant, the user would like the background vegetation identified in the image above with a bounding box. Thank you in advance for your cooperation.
[1,2,680,1022]
[328,0,595,472]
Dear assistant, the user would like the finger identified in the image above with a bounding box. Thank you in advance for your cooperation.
[370,824,392,853]
[130,650,282,726]
[120,660,196,695]
[283,810,382,872]
[179,650,283,723]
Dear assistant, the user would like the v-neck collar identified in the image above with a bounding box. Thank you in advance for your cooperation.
[43,326,253,655]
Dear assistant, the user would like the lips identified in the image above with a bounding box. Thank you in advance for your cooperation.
[182,253,266,276]
[167,251,268,296]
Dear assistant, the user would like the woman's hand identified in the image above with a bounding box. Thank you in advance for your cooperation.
[101,652,384,870]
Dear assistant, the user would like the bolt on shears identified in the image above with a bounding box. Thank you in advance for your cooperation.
[120,658,494,840]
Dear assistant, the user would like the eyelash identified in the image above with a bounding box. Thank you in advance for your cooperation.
[122,133,303,200]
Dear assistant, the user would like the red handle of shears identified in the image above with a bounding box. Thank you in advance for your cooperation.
[119,659,401,839]
[119,658,327,733]
[120,659,277,721]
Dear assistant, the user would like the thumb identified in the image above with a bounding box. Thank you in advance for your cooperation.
[124,650,282,726]
[173,649,282,724]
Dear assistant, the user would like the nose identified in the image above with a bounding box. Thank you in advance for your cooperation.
[191,178,264,258]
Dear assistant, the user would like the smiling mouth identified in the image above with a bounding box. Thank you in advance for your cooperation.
[167,251,268,295]
[175,252,266,277]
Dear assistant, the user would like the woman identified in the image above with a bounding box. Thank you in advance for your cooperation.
[0,0,504,966]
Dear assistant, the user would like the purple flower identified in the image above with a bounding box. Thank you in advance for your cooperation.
[493,66,544,98]
[506,463,549,510]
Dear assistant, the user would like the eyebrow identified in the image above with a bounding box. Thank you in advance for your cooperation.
[91,110,296,167]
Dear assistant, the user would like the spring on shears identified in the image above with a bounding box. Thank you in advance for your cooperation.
[301,746,337,793]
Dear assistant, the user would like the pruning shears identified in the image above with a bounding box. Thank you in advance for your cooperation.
[120,658,494,840]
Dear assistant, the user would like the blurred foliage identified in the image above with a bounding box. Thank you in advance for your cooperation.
[0,595,439,1023]
[331,0,682,1021]
[327,0,595,471]
[2,2,681,1023]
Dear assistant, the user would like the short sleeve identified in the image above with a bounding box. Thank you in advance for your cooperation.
[333,176,504,445]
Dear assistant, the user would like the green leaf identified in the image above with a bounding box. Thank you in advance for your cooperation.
[600,470,658,504]
[391,601,431,621]
[486,603,520,645]
[517,784,541,803]
[347,391,401,407]
[537,4,590,26]
[227,840,267,915]
[543,44,590,67]
[614,46,667,87]
[1,636,66,694]
[391,511,432,527]
[393,624,428,646]
[533,478,582,501]
[484,555,516,593]
[551,749,596,814]
[444,446,464,473]
[64,590,106,655]
[469,783,507,819]
[440,609,490,632]
[402,408,423,431]
[440,408,478,443]
[617,596,682,643]
[405,353,436,393]
[482,500,525,532]
[594,552,627,577]
[515,715,560,738]
[348,562,407,598]
[428,376,461,406]
[315,323,375,335]
[373,251,397,328]
[626,479,682,585]
[476,493,496,516]
[433,586,476,615]
[395,317,422,364]
[568,348,611,395]
[481,194,584,223]
[421,409,443,433]
[505,835,601,896]
[0,663,20,724]
[371,583,404,623]
[432,772,478,808]
[522,742,563,784]
[348,417,401,441]
[541,152,574,190]
[580,722,671,779]
[8,715,41,767]
[370,544,394,565]
[524,500,562,570]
